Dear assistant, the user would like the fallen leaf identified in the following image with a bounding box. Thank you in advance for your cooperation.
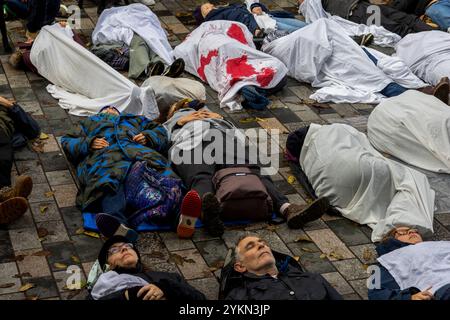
[19,283,35,292]
[32,250,51,257]
[44,191,54,198]
[293,256,300,261]
[319,254,327,259]
[0,283,15,289]
[148,251,166,260]
[83,231,100,238]
[294,235,312,243]
[37,227,49,238]
[265,225,278,232]
[14,255,25,262]
[39,133,49,140]
[20,273,32,278]
[287,175,296,185]
[75,227,85,235]
[31,143,44,153]
[209,267,218,273]
[329,251,345,260]
[39,206,48,214]
[362,248,374,262]
[301,247,314,253]
[71,255,80,264]
[362,264,369,271]
[54,263,68,270]
[168,254,195,266]
[239,117,257,124]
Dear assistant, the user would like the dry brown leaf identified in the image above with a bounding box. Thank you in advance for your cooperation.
[0,283,15,289]
[44,191,54,198]
[54,263,68,270]
[209,267,219,273]
[362,248,374,262]
[239,117,257,124]
[362,264,369,271]
[265,225,278,232]
[319,254,327,259]
[293,256,300,261]
[32,250,51,257]
[37,227,49,238]
[329,251,345,260]
[20,272,32,278]
[19,283,35,292]
[168,254,195,266]
[294,235,312,243]
[301,247,314,253]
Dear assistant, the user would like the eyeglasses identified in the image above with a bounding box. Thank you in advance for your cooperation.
[108,243,134,256]
[394,228,419,237]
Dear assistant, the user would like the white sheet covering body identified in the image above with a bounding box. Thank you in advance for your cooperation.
[92,3,174,65]
[262,19,424,103]
[395,30,450,86]
[299,0,401,47]
[300,123,435,242]
[368,90,450,173]
[173,21,288,111]
[30,24,159,118]
[378,241,450,294]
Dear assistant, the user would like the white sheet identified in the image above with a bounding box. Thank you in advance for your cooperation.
[395,30,450,86]
[173,20,288,111]
[92,3,174,65]
[262,19,423,104]
[300,123,435,242]
[299,0,401,47]
[30,24,159,118]
[368,90,450,174]
[378,241,450,294]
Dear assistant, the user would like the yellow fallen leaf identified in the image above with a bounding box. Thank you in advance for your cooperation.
[293,256,300,261]
[39,206,48,214]
[44,191,54,198]
[362,248,374,262]
[39,133,49,140]
[301,247,314,253]
[71,255,80,264]
[329,251,345,260]
[19,283,35,292]
[294,235,312,243]
[320,254,327,259]
[287,175,296,185]
[83,231,100,238]
[75,227,85,235]
[239,117,257,124]
[54,263,68,270]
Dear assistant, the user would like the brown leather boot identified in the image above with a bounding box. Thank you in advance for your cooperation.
[0,175,33,202]
[284,197,330,229]
[0,197,28,224]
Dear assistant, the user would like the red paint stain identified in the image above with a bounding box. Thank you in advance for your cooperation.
[227,23,248,45]
[226,54,276,87]
[197,49,219,81]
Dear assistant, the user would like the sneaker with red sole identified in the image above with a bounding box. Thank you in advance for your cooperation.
[177,190,202,239]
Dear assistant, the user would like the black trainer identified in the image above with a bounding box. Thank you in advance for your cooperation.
[162,58,185,78]
[202,192,225,237]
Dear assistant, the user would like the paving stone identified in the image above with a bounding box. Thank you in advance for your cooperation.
[8,206,34,230]
[270,108,302,123]
[9,228,42,251]
[30,201,61,222]
[0,230,15,264]
[321,272,355,295]
[188,277,220,300]
[195,239,228,269]
[147,261,181,275]
[18,100,43,116]
[330,103,358,117]
[436,212,450,227]
[288,241,336,274]
[61,289,90,300]
[60,206,83,236]
[8,75,31,88]
[332,259,369,281]
[15,160,46,184]
[349,279,369,300]
[16,248,51,279]
[36,221,70,243]
[24,276,59,299]
[53,269,87,294]
[306,229,354,261]
[52,184,78,208]
[39,152,69,172]
[42,106,69,120]
[0,262,21,295]
[222,229,250,249]
[326,219,371,246]
[342,293,361,300]
[43,241,79,272]
[170,249,213,280]
[137,233,170,265]
[12,87,36,102]
[160,232,196,251]
[349,244,378,265]
[42,134,61,153]
[13,145,39,161]
[0,292,26,300]
[46,170,73,187]
[275,223,310,244]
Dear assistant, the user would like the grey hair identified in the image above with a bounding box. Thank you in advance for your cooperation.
[233,233,263,262]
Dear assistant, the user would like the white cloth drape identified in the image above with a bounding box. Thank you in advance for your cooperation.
[30,24,159,118]
[300,123,435,242]
[262,19,424,104]
[395,30,450,86]
[173,21,288,111]
[92,3,174,65]
[299,0,401,47]
[368,90,450,174]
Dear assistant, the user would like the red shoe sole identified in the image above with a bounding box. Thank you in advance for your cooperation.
[177,190,202,239]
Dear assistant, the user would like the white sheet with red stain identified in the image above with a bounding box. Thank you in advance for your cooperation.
[173,21,288,111]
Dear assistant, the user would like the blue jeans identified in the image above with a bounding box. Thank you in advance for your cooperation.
[426,0,450,31]
[362,48,408,97]
[5,0,29,19]
[273,16,308,33]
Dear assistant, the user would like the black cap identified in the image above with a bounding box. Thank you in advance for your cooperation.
[98,235,134,270]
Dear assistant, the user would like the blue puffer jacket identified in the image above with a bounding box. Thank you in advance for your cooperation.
[368,238,419,300]
[204,4,260,33]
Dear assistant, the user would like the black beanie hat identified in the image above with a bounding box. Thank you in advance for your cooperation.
[250,3,264,11]
[98,235,140,270]
[193,6,205,26]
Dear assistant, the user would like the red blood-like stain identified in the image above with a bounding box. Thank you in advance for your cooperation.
[197,49,219,81]
[227,23,248,45]
[226,54,276,87]
[256,67,275,87]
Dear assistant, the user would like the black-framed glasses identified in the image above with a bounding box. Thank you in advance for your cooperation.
[108,243,134,256]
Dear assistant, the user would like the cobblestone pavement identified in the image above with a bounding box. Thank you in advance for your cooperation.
[1,0,449,301]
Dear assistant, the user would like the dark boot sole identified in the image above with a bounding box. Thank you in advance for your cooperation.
[202,193,224,237]
[0,197,28,224]
[434,77,449,105]
[287,197,329,229]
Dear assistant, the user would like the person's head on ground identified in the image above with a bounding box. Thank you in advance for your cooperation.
[166,98,205,120]
[383,227,423,245]
[233,235,278,276]
[99,235,140,271]
[250,4,264,15]
[99,106,120,116]
[201,3,215,18]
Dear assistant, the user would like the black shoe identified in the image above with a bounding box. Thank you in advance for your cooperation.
[285,197,330,229]
[353,33,374,46]
[202,193,224,237]
[162,58,185,78]
[148,61,165,76]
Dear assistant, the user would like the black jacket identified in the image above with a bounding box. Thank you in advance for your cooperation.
[204,4,260,34]
[222,252,342,300]
[97,266,206,301]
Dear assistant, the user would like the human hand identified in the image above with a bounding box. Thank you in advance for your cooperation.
[411,286,434,300]
[197,110,223,120]
[132,133,148,145]
[90,138,109,150]
[0,96,15,108]
[137,284,165,301]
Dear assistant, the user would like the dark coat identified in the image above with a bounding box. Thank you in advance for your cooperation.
[205,4,260,33]
[97,265,206,301]
[61,113,177,211]
[251,2,296,19]
[0,104,40,148]
[321,0,361,19]
[222,252,342,300]
[368,238,419,300]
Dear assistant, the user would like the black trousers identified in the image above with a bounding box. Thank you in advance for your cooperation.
[173,134,289,213]
[0,129,13,188]
[350,2,433,37]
